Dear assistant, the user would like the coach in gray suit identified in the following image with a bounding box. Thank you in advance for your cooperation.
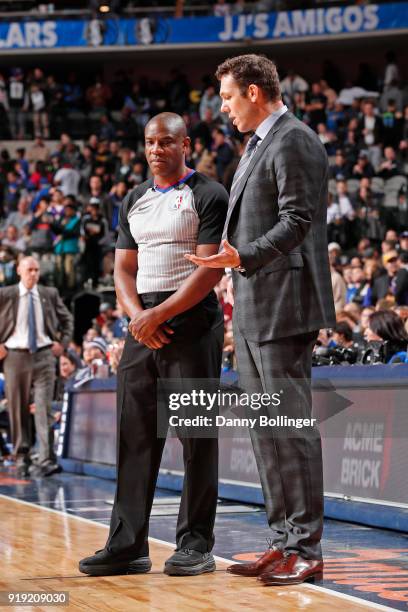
[186,54,335,586]
[0,256,73,476]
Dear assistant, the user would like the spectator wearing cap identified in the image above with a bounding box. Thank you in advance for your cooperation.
[81,198,109,288]
[371,250,402,305]
[83,336,108,365]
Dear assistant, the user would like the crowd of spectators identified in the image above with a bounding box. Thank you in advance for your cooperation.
[0,53,408,416]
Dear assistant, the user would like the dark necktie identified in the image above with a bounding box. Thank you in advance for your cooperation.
[222,133,261,242]
[28,291,38,354]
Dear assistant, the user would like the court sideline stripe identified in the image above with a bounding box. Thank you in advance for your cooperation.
[0,493,395,612]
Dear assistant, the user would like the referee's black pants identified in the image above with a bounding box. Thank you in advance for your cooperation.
[106,292,223,558]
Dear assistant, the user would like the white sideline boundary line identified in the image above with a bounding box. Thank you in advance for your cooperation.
[0,494,396,611]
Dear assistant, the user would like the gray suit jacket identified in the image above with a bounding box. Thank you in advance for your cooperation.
[0,284,74,347]
[226,111,336,342]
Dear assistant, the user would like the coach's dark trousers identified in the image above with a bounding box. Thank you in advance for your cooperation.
[233,327,323,561]
[107,292,223,559]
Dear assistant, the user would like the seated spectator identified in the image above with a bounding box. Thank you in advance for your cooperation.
[332,321,354,349]
[371,249,408,305]
[346,265,370,306]
[54,349,83,402]
[108,338,125,374]
[78,336,110,381]
[1,224,26,253]
[326,101,346,136]
[352,151,375,179]
[330,150,351,181]
[316,123,337,155]
[5,196,31,231]
[377,146,402,180]
[0,245,18,286]
[399,231,408,254]
[364,309,408,361]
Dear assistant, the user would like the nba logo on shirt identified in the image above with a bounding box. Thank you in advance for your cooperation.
[169,194,184,211]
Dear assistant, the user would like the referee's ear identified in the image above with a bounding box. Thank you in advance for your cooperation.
[183,136,191,152]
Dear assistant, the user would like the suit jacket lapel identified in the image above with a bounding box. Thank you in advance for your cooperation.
[38,285,48,321]
[225,111,293,233]
[12,286,19,325]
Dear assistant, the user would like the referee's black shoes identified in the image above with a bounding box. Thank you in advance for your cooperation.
[164,549,216,576]
[79,549,152,576]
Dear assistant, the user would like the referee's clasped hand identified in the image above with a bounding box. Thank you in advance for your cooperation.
[184,239,241,269]
[129,310,174,350]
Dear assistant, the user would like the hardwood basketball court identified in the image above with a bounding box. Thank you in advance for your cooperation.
[0,494,390,611]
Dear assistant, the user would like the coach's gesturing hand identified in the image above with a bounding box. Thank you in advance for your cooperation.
[185,240,241,269]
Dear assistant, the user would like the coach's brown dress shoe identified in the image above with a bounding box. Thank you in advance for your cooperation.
[259,553,323,586]
[227,546,284,576]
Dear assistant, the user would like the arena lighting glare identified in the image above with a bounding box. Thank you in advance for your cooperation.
[99,3,110,12]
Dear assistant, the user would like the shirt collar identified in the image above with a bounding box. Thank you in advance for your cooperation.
[19,281,39,297]
[255,104,288,141]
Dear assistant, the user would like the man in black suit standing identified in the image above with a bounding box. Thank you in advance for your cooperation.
[186,54,335,586]
[0,256,73,476]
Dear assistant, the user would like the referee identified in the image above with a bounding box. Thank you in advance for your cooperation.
[79,113,228,577]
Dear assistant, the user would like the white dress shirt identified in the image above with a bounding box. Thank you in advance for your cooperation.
[5,282,53,349]
[255,104,288,143]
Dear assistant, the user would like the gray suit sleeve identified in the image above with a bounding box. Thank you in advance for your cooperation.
[237,129,327,277]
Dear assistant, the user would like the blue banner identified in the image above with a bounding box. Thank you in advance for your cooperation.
[0,3,406,50]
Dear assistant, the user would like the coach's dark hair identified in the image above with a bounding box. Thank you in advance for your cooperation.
[215,54,281,102]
